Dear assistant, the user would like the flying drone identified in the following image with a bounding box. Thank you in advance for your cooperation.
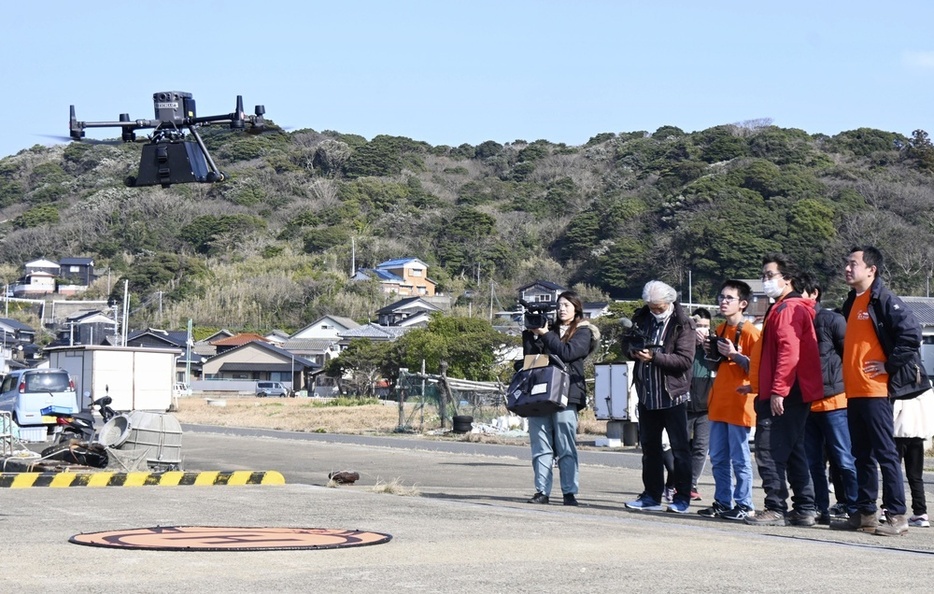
[68,91,268,187]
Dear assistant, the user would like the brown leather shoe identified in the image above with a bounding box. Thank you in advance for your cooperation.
[875,513,909,537]
[830,511,878,532]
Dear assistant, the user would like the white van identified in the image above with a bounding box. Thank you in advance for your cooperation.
[256,381,292,398]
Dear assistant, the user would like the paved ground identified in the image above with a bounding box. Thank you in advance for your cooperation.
[2,426,933,593]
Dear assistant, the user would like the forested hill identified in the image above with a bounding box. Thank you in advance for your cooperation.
[1,121,934,332]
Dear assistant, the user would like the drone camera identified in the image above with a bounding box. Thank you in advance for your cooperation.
[152,91,196,125]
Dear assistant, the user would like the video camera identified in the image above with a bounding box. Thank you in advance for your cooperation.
[619,318,662,353]
[519,299,557,330]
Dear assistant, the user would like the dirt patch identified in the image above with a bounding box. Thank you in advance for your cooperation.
[173,396,608,437]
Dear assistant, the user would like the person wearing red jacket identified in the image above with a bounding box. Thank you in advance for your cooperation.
[745,253,823,527]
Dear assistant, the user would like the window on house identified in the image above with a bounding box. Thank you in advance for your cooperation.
[410,269,422,276]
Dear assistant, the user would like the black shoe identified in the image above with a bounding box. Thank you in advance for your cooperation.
[697,500,730,518]
[563,493,579,506]
[527,492,549,504]
[788,509,817,527]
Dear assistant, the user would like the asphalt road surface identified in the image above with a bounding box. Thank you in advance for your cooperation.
[2,425,933,593]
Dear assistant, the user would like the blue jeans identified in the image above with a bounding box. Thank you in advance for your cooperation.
[528,408,579,496]
[847,397,906,515]
[803,408,858,514]
[708,421,754,510]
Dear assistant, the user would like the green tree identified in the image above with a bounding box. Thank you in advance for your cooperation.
[13,204,60,229]
[393,315,513,381]
[325,338,395,396]
[180,214,267,254]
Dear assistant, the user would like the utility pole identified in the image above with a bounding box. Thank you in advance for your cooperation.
[185,319,193,387]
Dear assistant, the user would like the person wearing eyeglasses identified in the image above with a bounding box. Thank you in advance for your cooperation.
[623,280,695,514]
[697,280,761,522]
[743,254,823,528]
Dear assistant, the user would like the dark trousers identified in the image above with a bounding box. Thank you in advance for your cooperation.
[687,410,710,488]
[754,397,815,513]
[638,402,692,505]
[895,437,927,516]
[847,397,906,515]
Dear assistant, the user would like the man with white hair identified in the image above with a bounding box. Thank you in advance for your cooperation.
[623,280,696,514]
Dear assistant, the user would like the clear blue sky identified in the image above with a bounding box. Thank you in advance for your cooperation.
[3,0,933,158]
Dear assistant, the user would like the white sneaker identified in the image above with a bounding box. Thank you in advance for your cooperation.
[908,514,930,527]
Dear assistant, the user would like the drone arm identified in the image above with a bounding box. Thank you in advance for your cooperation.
[78,119,157,129]
[187,125,224,182]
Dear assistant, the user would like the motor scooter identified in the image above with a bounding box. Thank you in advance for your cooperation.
[39,392,117,468]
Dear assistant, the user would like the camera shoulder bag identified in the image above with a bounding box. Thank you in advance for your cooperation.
[505,354,571,417]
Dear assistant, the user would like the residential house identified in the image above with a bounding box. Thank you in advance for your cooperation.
[211,333,269,356]
[518,280,566,306]
[0,318,37,343]
[195,330,234,358]
[353,257,437,297]
[376,297,443,327]
[52,309,115,346]
[738,278,770,321]
[24,258,60,277]
[291,315,361,341]
[283,314,360,368]
[201,339,319,391]
[338,323,408,347]
[263,329,290,346]
[125,328,200,383]
[583,301,610,319]
[9,271,56,298]
[57,257,95,295]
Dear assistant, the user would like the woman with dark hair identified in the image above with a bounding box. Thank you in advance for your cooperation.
[522,290,599,506]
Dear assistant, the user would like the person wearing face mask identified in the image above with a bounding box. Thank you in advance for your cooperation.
[522,290,599,507]
[623,280,695,514]
[743,253,823,527]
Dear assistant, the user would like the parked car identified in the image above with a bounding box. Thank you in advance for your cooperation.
[173,382,192,398]
[255,381,292,398]
[0,368,78,436]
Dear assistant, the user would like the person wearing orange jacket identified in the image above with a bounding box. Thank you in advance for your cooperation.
[696,280,760,522]
[836,246,930,536]
[744,253,824,527]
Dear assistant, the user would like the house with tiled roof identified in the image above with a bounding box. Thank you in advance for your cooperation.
[376,297,443,327]
[211,333,270,356]
[352,257,436,297]
[338,323,408,346]
[201,339,320,392]
[517,280,566,307]
[291,315,360,341]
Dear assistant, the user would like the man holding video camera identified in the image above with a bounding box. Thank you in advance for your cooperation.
[623,280,695,514]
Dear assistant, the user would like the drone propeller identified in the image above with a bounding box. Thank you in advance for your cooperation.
[38,134,123,146]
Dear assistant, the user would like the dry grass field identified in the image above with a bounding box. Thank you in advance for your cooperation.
[172,396,608,437]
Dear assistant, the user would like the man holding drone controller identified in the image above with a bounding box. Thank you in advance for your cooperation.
[623,280,695,514]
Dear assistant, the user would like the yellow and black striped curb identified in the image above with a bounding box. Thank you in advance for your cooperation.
[0,470,285,488]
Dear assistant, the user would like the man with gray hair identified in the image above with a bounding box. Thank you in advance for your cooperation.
[623,280,696,513]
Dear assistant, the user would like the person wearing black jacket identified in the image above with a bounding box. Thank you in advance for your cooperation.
[522,291,596,507]
[623,280,695,514]
[797,273,858,524]
[837,246,931,536]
